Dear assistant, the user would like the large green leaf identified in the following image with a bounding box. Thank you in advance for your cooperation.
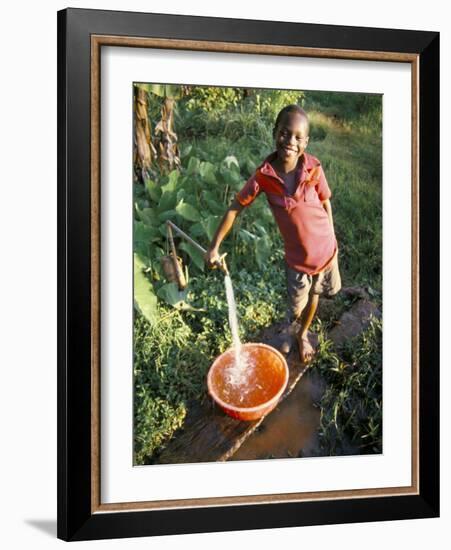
[134,254,158,325]
[135,205,158,226]
[228,170,243,188]
[157,172,179,211]
[201,215,221,241]
[179,174,196,194]
[144,178,161,203]
[220,165,242,188]
[161,170,179,193]
[201,191,225,215]
[175,200,201,222]
[156,282,202,311]
[158,223,169,238]
[186,156,201,175]
[157,282,184,306]
[199,161,217,185]
[222,155,240,172]
[158,190,177,212]
[134,221,159,257]
[245,157,257,175]
[188,222,205,238]
[176,188,187,203]
[157,209,177,223]
[179,242,205,271]
[134,197,149,213]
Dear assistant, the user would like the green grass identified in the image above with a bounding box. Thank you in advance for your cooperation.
[313,317,383,455]
[308,118,382,289]
[133,88,383,464]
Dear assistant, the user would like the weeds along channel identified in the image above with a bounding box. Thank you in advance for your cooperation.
[133,87,382,464]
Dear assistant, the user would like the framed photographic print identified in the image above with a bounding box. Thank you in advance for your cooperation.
[57,7,439,541]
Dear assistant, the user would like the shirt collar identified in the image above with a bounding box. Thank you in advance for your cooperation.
[258,151,316,185]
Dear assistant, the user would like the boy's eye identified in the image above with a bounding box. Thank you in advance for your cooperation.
[279,129,305,141]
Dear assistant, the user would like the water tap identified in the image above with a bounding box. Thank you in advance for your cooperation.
[215,253,229,275]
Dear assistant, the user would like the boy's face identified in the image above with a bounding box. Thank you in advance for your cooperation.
[274,112,309,163]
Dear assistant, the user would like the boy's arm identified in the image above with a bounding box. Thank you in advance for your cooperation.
[205,198,244,266]
[322,199,335,237]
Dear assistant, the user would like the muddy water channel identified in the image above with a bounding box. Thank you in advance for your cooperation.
[230,370,323,461]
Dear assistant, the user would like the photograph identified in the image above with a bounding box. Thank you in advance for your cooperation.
[132,83,383,466]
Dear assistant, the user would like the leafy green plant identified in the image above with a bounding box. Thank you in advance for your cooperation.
[133,142,282,316]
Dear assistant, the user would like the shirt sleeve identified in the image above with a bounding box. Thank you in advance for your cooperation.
[314,164,332,201]
[236,173,261,207]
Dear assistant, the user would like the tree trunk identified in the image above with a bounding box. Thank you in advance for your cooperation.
[154,97,181,173]
[134,86,156,181]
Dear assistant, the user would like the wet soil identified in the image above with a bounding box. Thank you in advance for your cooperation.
[230,370,321,461]
[230,367,360,460]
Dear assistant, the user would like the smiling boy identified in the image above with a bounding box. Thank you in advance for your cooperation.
[206,105,341,363]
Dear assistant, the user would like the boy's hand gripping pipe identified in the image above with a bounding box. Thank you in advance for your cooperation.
[166,220,229,275]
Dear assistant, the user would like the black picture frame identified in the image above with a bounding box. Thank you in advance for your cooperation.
[57,7,439,541]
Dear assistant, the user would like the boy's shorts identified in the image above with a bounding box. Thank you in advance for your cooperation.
[285,253,341,323]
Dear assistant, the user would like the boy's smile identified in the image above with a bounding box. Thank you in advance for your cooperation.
[274,112,309,170]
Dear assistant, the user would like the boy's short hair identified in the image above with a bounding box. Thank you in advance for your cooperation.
[273,105,309,136]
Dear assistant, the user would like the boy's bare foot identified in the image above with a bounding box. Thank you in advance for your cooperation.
[298,333,315,364]
[276,322,298,355]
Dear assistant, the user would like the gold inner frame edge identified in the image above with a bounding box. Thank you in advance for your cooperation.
[90,35,420,514]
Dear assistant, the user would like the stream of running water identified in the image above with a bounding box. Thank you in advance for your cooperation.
[223,274,253,387]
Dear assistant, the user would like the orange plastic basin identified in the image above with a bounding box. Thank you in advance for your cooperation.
[207,343,289,421]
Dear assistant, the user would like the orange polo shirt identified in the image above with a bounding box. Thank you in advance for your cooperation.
[236,152,336,275]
